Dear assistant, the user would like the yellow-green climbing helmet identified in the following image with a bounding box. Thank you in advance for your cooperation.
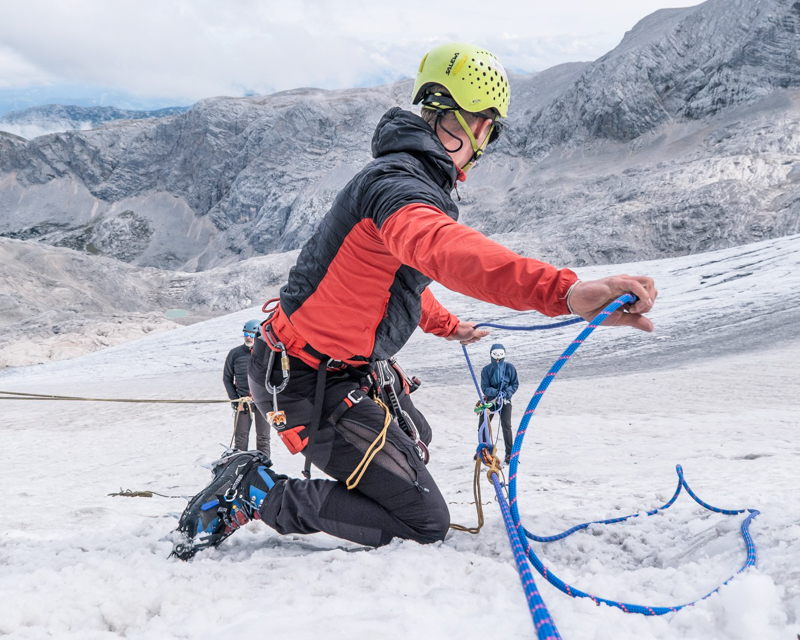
[412,42,509,118]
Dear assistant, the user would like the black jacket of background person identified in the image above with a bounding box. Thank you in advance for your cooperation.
[223,344,251,399]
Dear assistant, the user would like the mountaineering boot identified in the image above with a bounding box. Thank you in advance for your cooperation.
[171,450,285,560]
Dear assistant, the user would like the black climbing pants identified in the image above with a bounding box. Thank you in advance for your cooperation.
[232,404,271,459]
[248,338,449,547]
[477,401,514,459]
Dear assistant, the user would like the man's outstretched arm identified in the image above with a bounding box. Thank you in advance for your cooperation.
[380,204,657,331]
[419,286,489,345]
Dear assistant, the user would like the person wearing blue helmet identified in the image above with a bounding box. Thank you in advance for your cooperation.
[222,319,270,459]
[479,343,519,464]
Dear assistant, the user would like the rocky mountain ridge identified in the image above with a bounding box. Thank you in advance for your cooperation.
[0,104,190,141]
[0,236,296,367]
[520,0,800,156]
[1,0,799,365]
[1,0,798,272]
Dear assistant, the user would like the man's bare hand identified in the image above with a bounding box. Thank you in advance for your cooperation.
[446,321,490,345]
[569,275,658,332]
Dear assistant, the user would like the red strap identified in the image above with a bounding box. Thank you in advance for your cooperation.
[262,298,281,314]
[278,426,308,455]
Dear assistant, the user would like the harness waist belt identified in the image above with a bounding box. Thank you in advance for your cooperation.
[267,304,368,370]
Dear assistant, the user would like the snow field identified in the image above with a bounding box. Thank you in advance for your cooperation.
[2,234,799,639]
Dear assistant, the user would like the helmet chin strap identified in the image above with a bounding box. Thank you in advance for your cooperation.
[423,95,494,173]
[454,111,492,172]
[433,111,464,154]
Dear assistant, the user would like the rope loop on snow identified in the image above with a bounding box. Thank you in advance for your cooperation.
[448,455,487,535]
[459,295,760,639]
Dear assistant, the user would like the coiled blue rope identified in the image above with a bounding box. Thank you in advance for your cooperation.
[462,295,759,636]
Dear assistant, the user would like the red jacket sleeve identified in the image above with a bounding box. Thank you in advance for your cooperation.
[380,203,578,316]
[419,287,460,337]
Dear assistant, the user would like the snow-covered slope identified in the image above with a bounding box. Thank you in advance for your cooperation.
[1,236,798,639]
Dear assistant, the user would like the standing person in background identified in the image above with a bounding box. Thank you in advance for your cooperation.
[479,343,519,464]
[223,320,270,460]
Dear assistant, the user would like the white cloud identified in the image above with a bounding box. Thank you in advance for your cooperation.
[0,0,703,103]
[0,45,55,88]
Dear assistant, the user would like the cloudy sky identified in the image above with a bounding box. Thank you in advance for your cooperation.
[0,0,702,111]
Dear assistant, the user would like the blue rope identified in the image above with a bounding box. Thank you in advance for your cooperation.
[491,472,562,640]
[462,316,588,639]
[518,465,759,615]
[474,318,585,332]
[461,297,759,634]
[462,342,494,449]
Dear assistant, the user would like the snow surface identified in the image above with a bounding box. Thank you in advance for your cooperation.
[1,234,799,639]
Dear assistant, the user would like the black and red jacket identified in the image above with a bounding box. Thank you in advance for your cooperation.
[270,107,578,367]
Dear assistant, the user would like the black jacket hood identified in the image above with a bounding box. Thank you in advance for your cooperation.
[371,107,458,189]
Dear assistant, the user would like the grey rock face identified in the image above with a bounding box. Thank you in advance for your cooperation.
[464,84,800,265]
[521,0,800,156]
[89,210,153,261]
[0,85,408,270]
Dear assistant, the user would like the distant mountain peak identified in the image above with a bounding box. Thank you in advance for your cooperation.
[1,0,799,276]
[523,0,800,155]
[0,104,191,140]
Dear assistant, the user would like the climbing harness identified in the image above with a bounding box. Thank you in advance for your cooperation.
[229,396,257,449]
[460,295,760,639]
[259,306,291,430]
[263,340,290,429]
[371,359,429,464]
[390,358,422,393]
[260,297,429,482]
